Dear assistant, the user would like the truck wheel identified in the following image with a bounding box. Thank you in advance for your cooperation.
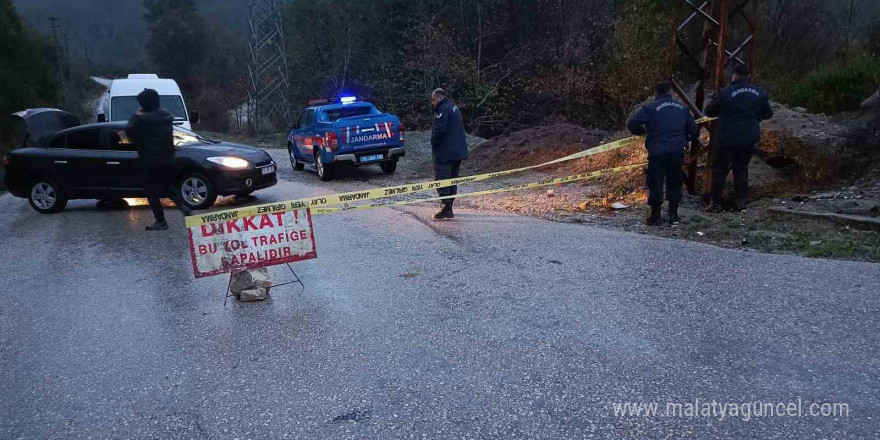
[289,144,304,170]
[315,151,334,181]
[28,179,68,214]
[179,172,217,210]
[380,160,398,174]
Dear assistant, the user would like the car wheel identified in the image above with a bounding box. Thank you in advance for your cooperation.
[179,172,217,210]
[315,151,333,181]
[380,160,398,174]
[28,180,68,214]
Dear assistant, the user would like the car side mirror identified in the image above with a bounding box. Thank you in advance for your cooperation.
[97,113,107,123]
[190,111,200,124]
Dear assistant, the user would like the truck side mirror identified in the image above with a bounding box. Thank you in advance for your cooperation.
[190,111,200,124]
[97,113,107,123]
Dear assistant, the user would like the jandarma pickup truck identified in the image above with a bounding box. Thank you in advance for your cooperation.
[287,97,405,181]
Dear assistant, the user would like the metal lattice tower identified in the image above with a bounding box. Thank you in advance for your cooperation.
[668,0,758,199]
[247,0,291,134]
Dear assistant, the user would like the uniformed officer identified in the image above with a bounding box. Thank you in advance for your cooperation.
[430,88,469,220]
[704,64,773,212]
[627,82,701,226]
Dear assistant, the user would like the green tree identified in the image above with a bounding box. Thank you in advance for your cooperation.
[0,0,57,114]
[143,0,206,89]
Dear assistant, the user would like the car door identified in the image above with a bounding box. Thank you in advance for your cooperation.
[100,127,144,194]
[47,128,108,197]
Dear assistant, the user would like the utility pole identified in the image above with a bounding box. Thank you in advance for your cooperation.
[64,31,73,83]
[48,17,67,109]
[247,0,291,134]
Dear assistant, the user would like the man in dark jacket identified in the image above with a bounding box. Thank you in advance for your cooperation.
[125,88,191,231]
[704,64,773,212]
[430,88,469,220]
[628,82,701,225]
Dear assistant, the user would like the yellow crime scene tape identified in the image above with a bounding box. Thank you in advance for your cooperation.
[311,163,646,215]
[185,116,716,227]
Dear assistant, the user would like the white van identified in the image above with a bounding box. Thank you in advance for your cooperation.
[98,74,199,129]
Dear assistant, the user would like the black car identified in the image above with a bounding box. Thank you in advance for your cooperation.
[3,109,277,214]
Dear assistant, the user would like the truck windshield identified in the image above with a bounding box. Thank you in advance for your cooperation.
[320,105,380,122]
[110,96,188,122]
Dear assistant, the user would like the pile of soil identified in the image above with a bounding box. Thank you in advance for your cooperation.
[758,103,854,183]
[465,124,612,173]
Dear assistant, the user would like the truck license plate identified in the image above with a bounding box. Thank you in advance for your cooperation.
[360,154,383,163]
[261,165,275,175]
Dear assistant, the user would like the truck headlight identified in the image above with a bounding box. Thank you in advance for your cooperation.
[207,156,250,169]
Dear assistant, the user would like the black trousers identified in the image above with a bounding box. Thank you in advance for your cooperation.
[434,160,462,208]
[711,147,753,206]
[142,165,183,223]
[646,152,684,209]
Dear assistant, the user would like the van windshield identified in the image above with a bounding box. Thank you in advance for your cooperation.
[110,96,188,122]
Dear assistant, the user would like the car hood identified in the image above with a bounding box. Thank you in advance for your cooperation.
[180,141,272,164]
[11,108,81,148]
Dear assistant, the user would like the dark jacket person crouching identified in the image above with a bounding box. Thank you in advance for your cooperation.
[430,88,469,220]
[124,88,191,231]
[627,82,701,226]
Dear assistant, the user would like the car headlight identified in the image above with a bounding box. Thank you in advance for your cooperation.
[207,156,250,169]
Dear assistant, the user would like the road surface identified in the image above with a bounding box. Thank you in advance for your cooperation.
[1,163,879,439]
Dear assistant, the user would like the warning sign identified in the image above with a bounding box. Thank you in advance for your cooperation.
[187,207,317,278]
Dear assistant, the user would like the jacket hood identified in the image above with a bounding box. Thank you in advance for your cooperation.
[136,109,174,124]
[137,88,161,112]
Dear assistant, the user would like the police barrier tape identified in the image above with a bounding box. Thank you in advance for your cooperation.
[309,163,646,215]
[185,116,715,227]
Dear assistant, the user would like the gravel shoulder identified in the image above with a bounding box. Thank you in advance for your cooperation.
[213,130,880,263]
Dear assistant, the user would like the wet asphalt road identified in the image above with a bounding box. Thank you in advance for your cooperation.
[1,154,880,439]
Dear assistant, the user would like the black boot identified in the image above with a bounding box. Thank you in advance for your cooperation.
[146,220,169,231]
[433,205,454,220]
[645,206,661,226]
[668,202,681,225]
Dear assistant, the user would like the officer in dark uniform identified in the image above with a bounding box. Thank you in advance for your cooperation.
[704,64,773,212]
[125,88,192,231]
[430,88,469,220]
[627,82,701,226]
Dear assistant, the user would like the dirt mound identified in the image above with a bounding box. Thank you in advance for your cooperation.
[466,124,612,173]
[758,103,854,182]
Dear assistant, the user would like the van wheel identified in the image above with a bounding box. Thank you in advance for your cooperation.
[315,151,334,181]
[179,172,217,209]
[380,160,398,174]
[28,180,68,214]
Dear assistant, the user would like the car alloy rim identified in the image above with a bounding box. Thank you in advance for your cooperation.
[316,154,324,177]
[31,183,56,209]
[182,177,208,205]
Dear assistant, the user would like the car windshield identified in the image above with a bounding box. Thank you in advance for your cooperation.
[320,105,380,122]
[110,95,188,122]
[173,127,217,146]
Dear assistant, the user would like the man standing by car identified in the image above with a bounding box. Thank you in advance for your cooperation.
[627,82,701,226]
[430,88,469,220]
[125,88,191,231]
[704,64,773,212]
